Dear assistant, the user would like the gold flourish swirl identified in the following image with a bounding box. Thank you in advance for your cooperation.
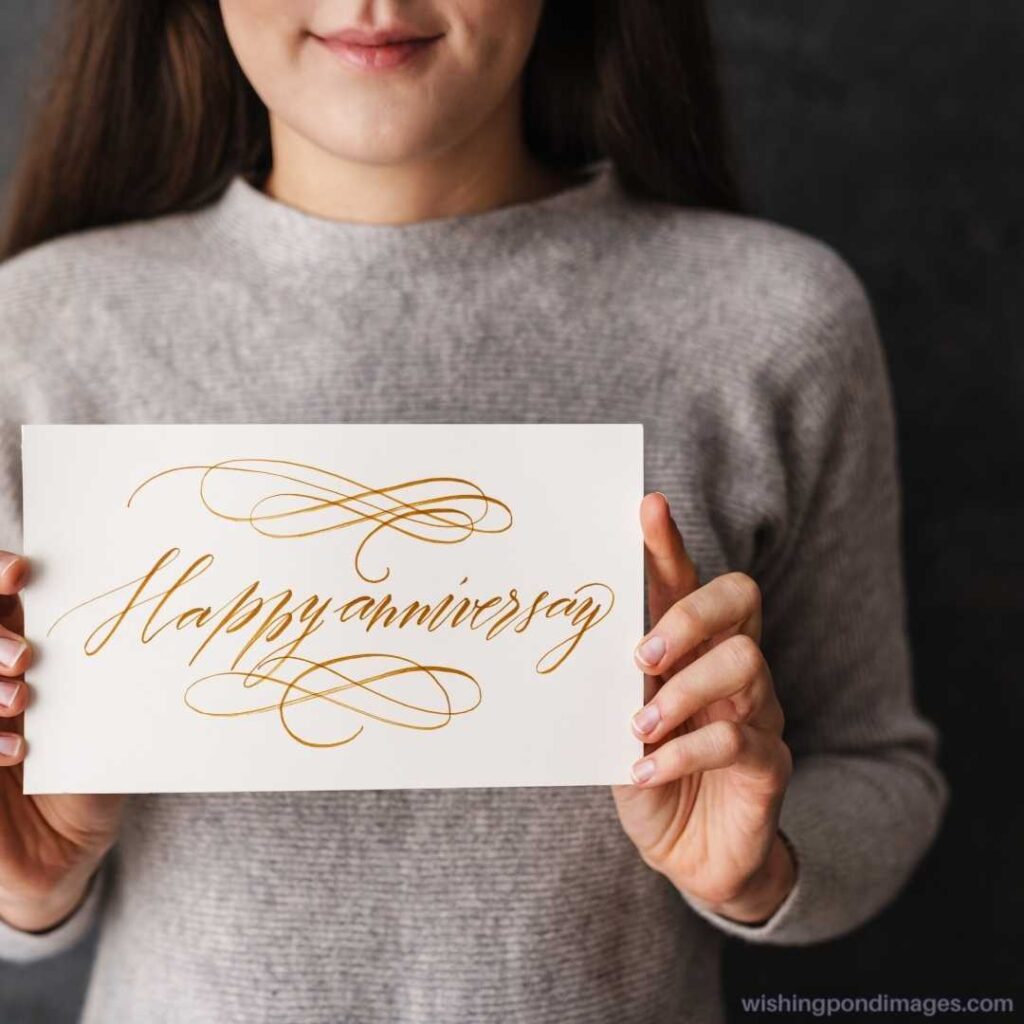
[184,651,482,748]
[127,458,513,582]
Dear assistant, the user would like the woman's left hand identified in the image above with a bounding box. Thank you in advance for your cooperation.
[612,493,796,924]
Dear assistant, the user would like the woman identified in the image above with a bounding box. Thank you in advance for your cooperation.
[0,1,946,1021]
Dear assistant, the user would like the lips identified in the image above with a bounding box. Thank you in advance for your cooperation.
[312,26,444,71]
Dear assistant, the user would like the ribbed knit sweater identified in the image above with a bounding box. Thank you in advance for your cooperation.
[0,164,946,1023]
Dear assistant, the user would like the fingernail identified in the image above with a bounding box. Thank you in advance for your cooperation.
[0,680,20,708]
[0,637,25,669]
[0,554,24,587]
[632,704,661,736]
[635,635,666,667]
[0,733,22,757]
[631,758,656,784]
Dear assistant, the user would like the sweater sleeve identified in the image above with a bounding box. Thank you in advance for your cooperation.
[0,423,106,962]
[683,258,947,945]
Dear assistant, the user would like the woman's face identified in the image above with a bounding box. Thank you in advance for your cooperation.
[220,0,545,166]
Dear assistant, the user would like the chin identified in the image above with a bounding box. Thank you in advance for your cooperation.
[302,111,465,168]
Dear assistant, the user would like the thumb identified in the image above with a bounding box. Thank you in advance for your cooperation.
[641,492,698,623]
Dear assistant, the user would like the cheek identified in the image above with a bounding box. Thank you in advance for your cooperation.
[449,0,544,75]
[425,0,542,132]
[220,0,311,108]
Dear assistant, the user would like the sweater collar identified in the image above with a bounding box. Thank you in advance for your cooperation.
[200,161,617,275]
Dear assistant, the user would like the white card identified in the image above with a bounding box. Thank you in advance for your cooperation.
[21,424,643,793]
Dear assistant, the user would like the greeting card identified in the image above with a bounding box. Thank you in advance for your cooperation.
[21,424,643,793]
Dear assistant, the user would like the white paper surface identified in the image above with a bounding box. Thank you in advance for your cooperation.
[21,424,643,793]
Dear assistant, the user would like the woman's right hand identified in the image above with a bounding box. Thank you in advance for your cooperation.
[0,551,123,933]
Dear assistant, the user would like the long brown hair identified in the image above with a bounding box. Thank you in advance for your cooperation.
[2,0,741,260]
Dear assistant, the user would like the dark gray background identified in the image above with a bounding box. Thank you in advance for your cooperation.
[2,1,1022,1020]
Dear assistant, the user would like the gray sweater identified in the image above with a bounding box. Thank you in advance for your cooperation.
[0,164,946,1023]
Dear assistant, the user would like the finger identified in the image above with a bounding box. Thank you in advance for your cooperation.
[0,731,25,766]
[0,553,29,595]
[631,634,782,742]
[634,571,762,676]
[641,493,698,622]
[0,625,30,678]
[0,679,27,718]
[630,720,791,788]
